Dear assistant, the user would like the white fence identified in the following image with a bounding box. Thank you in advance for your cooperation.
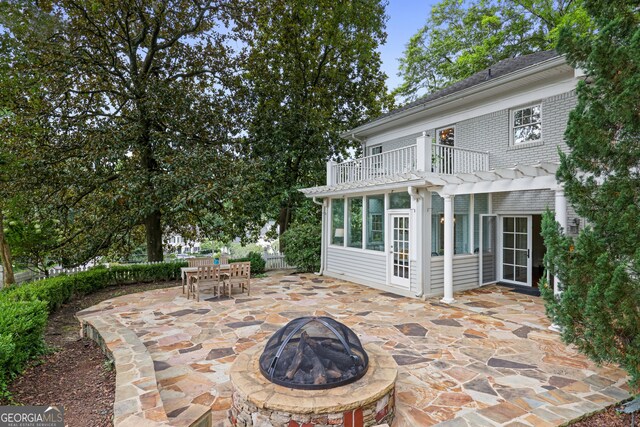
[263,253,295,270]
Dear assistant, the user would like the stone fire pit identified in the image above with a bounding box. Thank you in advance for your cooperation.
[229,343,397,427]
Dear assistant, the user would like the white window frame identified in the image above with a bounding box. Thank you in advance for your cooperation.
[510,103,542,146]
[435,125,456,146]
[369,145,382,156]
[329,198,346,247]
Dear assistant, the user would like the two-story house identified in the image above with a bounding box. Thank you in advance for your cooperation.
[301,50,581,303]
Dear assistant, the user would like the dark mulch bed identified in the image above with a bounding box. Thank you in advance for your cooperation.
[569,404,636,426]
[1,280,179,427]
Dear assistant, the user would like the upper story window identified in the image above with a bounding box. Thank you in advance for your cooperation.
[436,126,455,146]
[512,104,541,145]
[370,145,382,156]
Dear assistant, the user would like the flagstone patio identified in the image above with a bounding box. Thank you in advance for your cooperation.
[77,272,630,427]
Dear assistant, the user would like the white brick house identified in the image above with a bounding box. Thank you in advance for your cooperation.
[301,51,581,302]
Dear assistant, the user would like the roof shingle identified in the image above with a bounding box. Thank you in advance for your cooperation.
[371,50,562,125]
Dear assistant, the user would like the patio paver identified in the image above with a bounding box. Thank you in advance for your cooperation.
[77,272,630,427]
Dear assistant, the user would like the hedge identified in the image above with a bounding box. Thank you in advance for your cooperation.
[230,251,266,275]
[0,261,186,395]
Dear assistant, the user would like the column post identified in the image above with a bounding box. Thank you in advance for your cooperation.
[554,188,568,297]
[441,194,455,304]
[326,160,335,186]
[416,131,431,172]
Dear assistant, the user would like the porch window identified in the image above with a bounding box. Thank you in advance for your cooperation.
[347,197,363,248]
[366,195,385,251]
[474,194,489,253]
[389,192,411,209]
[454,195,470,254]
[512,105,541,145]
[431,194,471,255]
[331,199,345,245]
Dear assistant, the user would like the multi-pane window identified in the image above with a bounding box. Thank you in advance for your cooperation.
[370,146,382,155]
[370,146,383,174]
[512,105,541,145]
[437,126,455,146]
[331,199,345,245]
[389,192,411,209]
[366,195,385,251]
[347,197,363,248]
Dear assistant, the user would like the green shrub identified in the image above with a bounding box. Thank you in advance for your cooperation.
[280,222,321,272]
[230,251,266,275]
[0,261,186,393]
[3,262,187,313]
[0,300,48,390]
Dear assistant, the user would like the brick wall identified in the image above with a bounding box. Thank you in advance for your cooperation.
[367,132,420,155]
[456,90,577,168]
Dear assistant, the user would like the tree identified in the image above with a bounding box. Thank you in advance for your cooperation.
[540,0,640,390]
[1,0,248,262]
[0,3,57,286]
[394,0,584,102]
[238,0,391,238]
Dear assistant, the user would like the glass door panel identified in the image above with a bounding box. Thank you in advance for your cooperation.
[480,215,497,285]
[389,214,410,288]
[501,215,531,286]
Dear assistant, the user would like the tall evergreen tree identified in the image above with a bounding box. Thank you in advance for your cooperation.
[540,0,640,390]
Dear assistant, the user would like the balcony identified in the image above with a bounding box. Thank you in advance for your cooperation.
[327,141,490,186]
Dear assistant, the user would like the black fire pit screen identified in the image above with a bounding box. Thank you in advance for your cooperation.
[259,316,369,390]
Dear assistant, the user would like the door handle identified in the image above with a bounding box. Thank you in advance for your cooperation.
[527,249,530,258]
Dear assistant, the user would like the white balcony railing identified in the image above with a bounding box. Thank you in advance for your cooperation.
[332,145,417,185]
[327,141,489,186]
[432,144,490,175]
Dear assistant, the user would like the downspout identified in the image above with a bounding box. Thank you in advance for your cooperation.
[408,186,425,297]
[350,133,365,155]
[312,197,326,275]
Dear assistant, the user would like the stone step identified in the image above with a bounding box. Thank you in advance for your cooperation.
[80,313,210,426]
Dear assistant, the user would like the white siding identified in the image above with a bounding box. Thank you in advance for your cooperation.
[429,255,480,296]
[325,246,386,287]
[367,133,420,155]
[410,260,418,294]
[493,190,581,237]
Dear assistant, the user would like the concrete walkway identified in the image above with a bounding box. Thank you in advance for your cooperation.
[77,272,630,427]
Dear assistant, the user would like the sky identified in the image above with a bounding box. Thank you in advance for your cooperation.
[379,1,439,91]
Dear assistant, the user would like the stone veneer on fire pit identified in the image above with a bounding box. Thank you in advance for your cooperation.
[229,343,397,427]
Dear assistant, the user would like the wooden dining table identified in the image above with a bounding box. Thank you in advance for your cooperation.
[181,264,230,294]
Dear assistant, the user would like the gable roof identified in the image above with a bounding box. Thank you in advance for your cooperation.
[349,50,563,136]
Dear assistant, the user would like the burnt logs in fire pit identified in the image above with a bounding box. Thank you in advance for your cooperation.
[259,317,368,390]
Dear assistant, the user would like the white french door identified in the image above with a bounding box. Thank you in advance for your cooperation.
[500,215,532,286]
[388,213,410,288]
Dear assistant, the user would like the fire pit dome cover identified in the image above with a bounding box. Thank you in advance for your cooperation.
[259,316,369,390]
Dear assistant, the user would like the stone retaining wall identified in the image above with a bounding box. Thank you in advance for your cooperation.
[229,386,395,427]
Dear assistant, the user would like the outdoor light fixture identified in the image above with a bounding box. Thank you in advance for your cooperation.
[439,216,456,224]
[569,218,581,234]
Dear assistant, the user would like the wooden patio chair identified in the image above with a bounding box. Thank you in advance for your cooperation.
[219,254,229,265]
[182,257,214,294]
[226,262,251,297]
[188,265,224,302]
